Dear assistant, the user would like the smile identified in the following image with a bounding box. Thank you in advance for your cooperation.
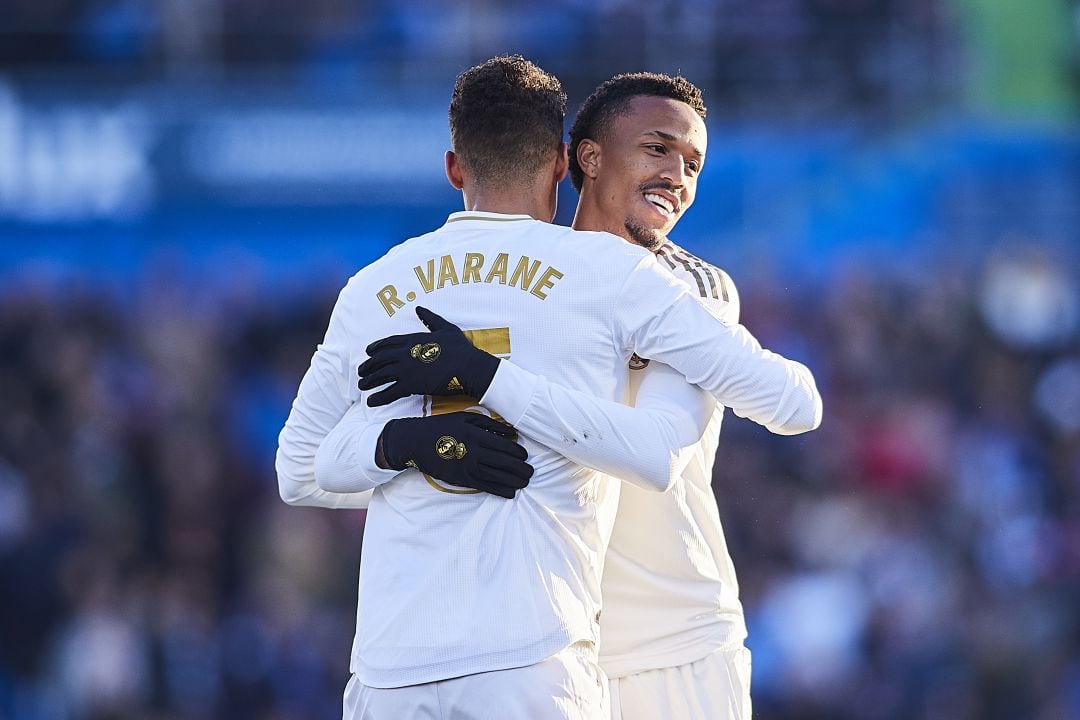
[643,192,676,217]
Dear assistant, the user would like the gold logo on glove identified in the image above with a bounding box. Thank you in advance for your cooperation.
[411,342,441,363]
[435,435,467,460]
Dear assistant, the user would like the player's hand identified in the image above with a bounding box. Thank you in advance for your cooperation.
[358,307,500,407]
[377,412,533,499]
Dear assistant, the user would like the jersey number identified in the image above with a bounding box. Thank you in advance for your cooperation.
[421,327,511,494]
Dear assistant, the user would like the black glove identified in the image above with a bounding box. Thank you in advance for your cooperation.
[357,306,500,407]
[377,412,533,499]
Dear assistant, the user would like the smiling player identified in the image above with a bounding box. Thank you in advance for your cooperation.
[567,73,758,720]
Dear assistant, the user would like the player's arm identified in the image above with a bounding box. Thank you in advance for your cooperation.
[276,277,426,507]
[348,355,710,494]
[280,284,531,502]
[480,266,738,489]
[276,314,375,509]
[633,361,711,479]
[614,257,822,435]
[310,396,394,499]
[481,359,711,492]
[313,397,532,500]
[357,307,713,492]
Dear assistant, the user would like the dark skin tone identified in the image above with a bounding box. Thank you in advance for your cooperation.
[572,95,707,249]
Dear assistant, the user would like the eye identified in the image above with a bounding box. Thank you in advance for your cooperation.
[686,160,701,174]
[645,143,666,154]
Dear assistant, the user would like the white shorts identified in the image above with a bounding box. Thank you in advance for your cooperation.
[608,646,752,720]
[343,641,609,720]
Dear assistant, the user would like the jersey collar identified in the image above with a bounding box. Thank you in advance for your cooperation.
[444,211,536,225]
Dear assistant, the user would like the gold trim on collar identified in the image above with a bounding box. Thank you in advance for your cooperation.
[445,215,532,223]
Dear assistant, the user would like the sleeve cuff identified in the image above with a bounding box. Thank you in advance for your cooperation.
[355,422,401,488]
[478,360,540,426]
[316,419,401,493]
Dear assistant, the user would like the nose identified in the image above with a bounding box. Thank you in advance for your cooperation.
[659,156,687,189]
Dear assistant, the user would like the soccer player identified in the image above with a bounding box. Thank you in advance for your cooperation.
[278,56,819,719]
[568,73,757,720]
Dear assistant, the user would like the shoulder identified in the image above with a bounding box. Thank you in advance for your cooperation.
[331,231,432,312]
[554,224,649,254]
[656,241,740,323]
[655,241,732,301]
[346,230,432,283]
[542,225,657,274]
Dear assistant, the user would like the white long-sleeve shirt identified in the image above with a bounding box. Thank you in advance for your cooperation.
[275,211,821,688]
[308,242,772,679]
[599,242,749,678]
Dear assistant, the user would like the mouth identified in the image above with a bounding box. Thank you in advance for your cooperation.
[642,191,678,219]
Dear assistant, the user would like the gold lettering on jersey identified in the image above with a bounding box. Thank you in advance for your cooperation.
[414,260,436,293]
[437,255,460,288]
[484,253,509,285]
[389,253,563,309]
[377,284,405,317]
[509,256,541,291]
[529,266,564,300]
[461,253,484,283]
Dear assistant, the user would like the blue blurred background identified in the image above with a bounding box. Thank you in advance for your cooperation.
[1,1,1079,719]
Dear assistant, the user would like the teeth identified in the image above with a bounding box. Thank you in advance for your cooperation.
[644,193,674,214]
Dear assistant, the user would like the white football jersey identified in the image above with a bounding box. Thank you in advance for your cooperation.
[276,212,821,689]
[600,242,747,678]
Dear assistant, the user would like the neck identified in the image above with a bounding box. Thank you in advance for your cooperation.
[463,183,553,222]
[571,190,623,238]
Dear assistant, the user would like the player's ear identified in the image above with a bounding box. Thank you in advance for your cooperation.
[576,139,600,182]
[553,142,569,182]
[445,151,465,190]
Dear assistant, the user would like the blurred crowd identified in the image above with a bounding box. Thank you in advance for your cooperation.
[729,249,1080,719]
[0,0,961,116]
[0,268,361,720]
[0,245,1076,720]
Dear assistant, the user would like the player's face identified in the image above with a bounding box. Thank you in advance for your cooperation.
[593,96,706,250]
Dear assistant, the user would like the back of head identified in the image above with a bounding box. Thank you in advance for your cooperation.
[449,55,567,188]
[568,72,706,192]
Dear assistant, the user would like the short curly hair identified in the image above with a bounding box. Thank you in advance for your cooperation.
[449,55,567,186]
[568,73,706,192]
